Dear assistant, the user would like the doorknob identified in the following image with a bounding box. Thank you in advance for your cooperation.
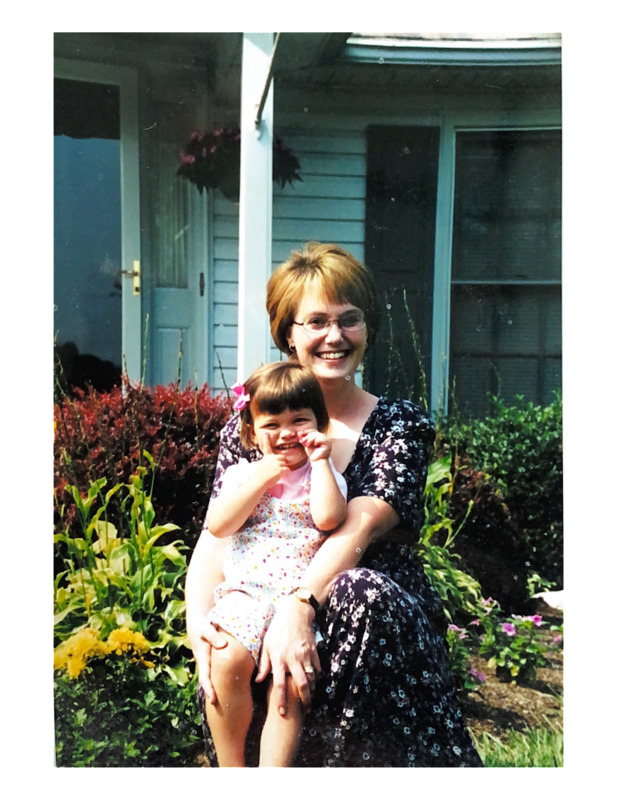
[121,260,140,295]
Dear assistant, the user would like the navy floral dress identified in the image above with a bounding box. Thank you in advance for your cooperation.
[197,398,482,767]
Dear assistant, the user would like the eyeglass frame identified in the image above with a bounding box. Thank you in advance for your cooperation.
[292,311,367,337]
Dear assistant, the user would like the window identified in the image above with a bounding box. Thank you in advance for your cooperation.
[449,129,561,417]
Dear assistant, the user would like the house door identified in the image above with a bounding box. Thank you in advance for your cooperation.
[54,60,141,391]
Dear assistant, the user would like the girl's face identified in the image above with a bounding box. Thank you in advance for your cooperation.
[286,290,368,385]
[251,406,318,470]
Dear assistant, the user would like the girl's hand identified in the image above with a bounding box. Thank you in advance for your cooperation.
[255,594,321,715]
[299,430,332,462]
[255,432,291,487]
[187,615,229,706]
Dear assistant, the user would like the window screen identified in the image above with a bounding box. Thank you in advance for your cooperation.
[449,129,561,418]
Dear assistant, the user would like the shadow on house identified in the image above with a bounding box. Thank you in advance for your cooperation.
[55,341,122,398]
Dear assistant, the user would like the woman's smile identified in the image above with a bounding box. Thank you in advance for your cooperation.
[316,350,349,360]
[288,292,367,381]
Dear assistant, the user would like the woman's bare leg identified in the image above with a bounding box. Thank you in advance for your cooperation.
[205,631,256,767]
[259,676,304,767]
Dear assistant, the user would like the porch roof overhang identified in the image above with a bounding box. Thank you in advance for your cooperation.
[342,33,562,66]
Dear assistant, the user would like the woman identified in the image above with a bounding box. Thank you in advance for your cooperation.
[185,242,482,767]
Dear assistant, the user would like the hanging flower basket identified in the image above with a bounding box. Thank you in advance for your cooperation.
[177,125,302,202]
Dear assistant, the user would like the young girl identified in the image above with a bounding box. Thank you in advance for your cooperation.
[204,361,348,767]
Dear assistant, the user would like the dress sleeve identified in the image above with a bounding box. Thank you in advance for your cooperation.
[210,415,262,499]
[349,401,435,534]
[210,416,243,499]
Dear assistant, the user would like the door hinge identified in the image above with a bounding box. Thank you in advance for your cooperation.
[199,272,205,297]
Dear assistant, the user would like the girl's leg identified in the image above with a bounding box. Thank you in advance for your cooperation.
[205,630,256,767]
[259,675,304,767]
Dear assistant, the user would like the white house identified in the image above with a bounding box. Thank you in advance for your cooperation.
[54,32,561,418]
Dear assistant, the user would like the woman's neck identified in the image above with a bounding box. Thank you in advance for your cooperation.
[319,379,378,473]
[319,377,378,426]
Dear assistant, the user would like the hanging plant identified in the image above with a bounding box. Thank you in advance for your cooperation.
[177,125,302,202]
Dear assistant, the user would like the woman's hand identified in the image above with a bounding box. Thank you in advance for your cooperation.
[187,615,229,706]
[256,594,321,715]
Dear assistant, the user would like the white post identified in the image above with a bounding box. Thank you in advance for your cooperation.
[237,32,274,381]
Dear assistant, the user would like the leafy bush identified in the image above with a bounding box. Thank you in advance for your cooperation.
[54,456,188,650]
[439,393,563,590]
[54,632,201,767]
[416,457,563,691]
[416,455,484,623]
[53,461,203,766]
[473,599,563,684]
[54,380,232,550]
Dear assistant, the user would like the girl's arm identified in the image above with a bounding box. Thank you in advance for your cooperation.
[206,435,289,538]
[301,430,347,531]
[308,458,347,531]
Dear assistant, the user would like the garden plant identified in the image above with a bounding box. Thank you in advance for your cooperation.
[53,378,563,767]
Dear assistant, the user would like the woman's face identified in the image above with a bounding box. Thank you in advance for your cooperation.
[286,289,368,385]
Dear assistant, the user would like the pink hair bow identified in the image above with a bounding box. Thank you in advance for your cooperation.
[231,382,250,411]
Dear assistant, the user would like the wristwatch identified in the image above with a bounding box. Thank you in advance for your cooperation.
[290,587,319,613]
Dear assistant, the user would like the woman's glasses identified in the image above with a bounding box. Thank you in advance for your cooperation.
[293,311,366,336]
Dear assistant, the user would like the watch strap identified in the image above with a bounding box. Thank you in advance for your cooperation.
[290,587,319,613]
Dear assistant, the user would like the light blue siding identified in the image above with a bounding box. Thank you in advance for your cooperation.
[209,127,367,391]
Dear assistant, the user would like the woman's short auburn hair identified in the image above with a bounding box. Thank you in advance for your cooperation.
[238,361,330,449]
[266,242,381,356]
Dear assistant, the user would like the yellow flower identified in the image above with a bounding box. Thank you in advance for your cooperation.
[54,627,105,679]
[105,626,150,656]
[54,626,152,679]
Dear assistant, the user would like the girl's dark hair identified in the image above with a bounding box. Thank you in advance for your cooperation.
[238,361,329,449]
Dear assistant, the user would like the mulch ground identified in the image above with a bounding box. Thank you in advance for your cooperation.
[460,603,563,744]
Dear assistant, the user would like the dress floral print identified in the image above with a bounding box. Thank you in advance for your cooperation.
[206,460,336,664]
[198,398,482,767]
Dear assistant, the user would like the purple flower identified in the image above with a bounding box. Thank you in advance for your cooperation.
[515,614,544,626]
[501,622,517,636]
[448,624,467,640]
[470,618,480,626]
[470,667,486,682]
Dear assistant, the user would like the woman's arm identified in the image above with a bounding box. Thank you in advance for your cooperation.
[256,494,398,714]
[185,416,248,703]
[184,530,229,703]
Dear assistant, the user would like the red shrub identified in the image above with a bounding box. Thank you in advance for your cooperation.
[54,380,233,549]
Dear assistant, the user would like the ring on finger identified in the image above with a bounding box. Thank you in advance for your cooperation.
[304,665,315,675]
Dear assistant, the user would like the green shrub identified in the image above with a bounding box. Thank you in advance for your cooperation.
[54,455,188,649]
[54,643,202,767]
[54,380,232,550]
[53,461,203,766]
[416,454,485,623]
[440,393,563,588]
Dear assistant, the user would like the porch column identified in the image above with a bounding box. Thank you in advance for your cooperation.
[237,32,274,381]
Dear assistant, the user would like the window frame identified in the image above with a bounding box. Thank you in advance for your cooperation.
[430,110,562,415]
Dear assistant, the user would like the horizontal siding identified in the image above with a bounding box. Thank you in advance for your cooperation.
[209,126,367,391]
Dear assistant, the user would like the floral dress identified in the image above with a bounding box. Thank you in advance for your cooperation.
[206,459,346,664]
[198,398,482,767]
